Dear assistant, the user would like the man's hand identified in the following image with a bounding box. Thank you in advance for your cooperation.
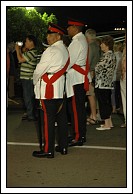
[15,44,21,52]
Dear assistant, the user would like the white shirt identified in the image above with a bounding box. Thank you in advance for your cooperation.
[33,40,69,99]
[66,32,88,97]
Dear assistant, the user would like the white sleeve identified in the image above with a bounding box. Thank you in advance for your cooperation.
[33,48,54,85]
[67,40,82,69]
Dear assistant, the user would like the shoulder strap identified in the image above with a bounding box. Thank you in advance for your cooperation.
[42,57,70,99]
[72,48,90,91]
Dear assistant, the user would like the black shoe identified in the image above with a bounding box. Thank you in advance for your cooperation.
[61,148,67,155]
[68,136,74,143]
[68,139,83,147]
[55,146,61,152]
[55,146,68,155]
[32,150,54,158]
[82,136,86,143]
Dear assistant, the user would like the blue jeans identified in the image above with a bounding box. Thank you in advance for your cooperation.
[21,79,35,119]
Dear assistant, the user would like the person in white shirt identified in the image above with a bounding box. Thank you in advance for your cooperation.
[120,39,126,128]
[111,42,123,113]
[85,29,101,125]
[66,18,89,146]
[32,23,70,158]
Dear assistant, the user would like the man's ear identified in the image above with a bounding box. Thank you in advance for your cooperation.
[57,34,61,40]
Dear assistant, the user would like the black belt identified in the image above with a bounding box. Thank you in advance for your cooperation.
[47,72,66,75]
[47,72,54,75]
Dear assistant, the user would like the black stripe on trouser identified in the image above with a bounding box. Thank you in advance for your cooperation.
[72,84,87,140]
[42,99,68,154]
[95,88,112,120]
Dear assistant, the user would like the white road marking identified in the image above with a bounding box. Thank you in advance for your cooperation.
[7,142,126,151]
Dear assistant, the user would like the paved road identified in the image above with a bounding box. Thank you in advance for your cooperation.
[4,99,129,192]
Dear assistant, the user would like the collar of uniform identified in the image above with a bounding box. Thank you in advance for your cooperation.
[51,40,63,47]
[72,32,83,40]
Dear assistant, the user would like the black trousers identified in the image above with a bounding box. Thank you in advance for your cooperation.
[114,81,121,109]
[41,99,68,155]
[67,84,87,140]
[95,88,112,120]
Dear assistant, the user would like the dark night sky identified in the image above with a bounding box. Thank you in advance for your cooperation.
[35,6,127,32]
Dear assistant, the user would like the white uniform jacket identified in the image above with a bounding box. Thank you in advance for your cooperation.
[66,32,88,97]
[33,40,69,99]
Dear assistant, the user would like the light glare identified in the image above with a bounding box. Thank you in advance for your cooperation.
[26,7,34,10]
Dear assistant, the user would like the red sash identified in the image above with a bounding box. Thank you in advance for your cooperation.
[72,52,90,91]
[41,57,70,99]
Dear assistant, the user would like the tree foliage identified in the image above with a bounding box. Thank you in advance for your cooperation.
[7,7,57,50]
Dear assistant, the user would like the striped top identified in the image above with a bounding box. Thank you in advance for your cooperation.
[20,48,39,80]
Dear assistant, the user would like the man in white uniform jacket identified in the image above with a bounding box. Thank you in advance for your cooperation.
[66,18,89,147]
[32,23,70,158]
